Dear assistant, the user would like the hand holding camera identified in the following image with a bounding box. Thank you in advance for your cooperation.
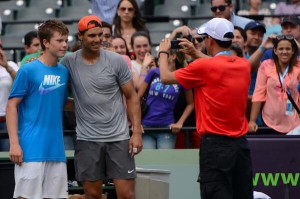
[170,35,193,50]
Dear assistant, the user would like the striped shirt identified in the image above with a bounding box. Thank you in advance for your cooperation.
[90,0,119,24]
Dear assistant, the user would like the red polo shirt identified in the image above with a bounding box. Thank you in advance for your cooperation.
[175,55,250,137]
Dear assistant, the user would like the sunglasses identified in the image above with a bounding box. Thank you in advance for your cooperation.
[193,37,203,43]
[119,7,134,12]
[210,5,228,12]
[276,35,294,41]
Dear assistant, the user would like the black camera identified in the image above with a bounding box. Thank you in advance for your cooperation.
[170,35,193,50]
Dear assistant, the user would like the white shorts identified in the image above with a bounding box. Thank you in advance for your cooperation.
[14,162,68,199]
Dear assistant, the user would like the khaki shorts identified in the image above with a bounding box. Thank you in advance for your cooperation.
[14,162,68,199]
[75,139,136,181]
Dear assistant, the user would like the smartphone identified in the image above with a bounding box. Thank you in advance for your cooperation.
[171,40,181,49]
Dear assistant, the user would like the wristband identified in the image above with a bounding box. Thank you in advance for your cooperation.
[141,65,149,70]
[158,51,170,58]
[259,46,266,53]
[139,74,147,77]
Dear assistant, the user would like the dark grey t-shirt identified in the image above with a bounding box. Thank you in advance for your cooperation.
[61,49,132,142]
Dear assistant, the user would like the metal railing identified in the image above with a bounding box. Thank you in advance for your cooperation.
[0,126,288,149]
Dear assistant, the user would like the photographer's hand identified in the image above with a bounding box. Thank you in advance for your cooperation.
[168,25,191,40]
[177,38,209,59]
[158,38,171,52]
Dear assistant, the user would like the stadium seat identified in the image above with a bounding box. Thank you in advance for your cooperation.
[162,0,199,6]
[0,0,26,21]
[146,21,183,48]
[150,31,171,45]
[188,19,208,29]
[29,0,63,9]
[196,3,213,17]
[66,23,78,35]
[3,50,14,62]
[4,23,38,36]
[1,35,24,49]
[66,0,90,7]
[146,21,182,32]
[60,6,91,19]
[154,4,193,17]
[17,7,59,20]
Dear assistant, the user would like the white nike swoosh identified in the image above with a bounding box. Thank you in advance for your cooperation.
[128,169,135,173]
[38,82,65,95]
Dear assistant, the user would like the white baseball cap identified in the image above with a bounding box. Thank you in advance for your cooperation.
[197,18,234,41]
[197,25,206,35]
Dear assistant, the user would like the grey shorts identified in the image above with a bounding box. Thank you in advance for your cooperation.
[75,139,136,182]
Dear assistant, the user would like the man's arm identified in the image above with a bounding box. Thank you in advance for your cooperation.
[248,102,262,133]
[168,25,191,40]
[248,35,275,73]
[6,97,23,166]
[120,80,143,157]
[158,38,180,85]
[63,97,75,111]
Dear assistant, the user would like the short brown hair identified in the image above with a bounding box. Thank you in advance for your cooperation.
[38,20,69,50]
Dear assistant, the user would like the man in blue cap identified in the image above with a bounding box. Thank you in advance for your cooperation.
[261,15,300,62]
[244,21,266,96]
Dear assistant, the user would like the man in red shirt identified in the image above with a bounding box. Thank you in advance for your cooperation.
[158,18,252,199]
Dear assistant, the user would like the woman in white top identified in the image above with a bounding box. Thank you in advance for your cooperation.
[0,45,19,151]
[238,0,273,27]
[131,31,156,90]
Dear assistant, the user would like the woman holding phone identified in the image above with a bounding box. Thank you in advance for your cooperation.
[131,31,156,90]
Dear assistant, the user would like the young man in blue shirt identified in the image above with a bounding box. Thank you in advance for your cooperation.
[6,19,73,199]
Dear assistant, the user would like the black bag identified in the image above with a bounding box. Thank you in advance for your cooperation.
[277,72,300,114]
[141,96,149,118]
[140,73,157,118]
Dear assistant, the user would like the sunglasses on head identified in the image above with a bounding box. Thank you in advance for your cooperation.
[276,35,294,41]
[119,7,134,12]
[210,5,228,12]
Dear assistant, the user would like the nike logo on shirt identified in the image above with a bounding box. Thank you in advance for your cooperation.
[39,82,65,94]
[128,169,135,173]
[38,75,65,95]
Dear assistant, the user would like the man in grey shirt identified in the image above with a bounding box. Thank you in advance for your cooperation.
[61,15,143,199]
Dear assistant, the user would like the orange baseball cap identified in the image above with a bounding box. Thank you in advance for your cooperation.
[78,15,102,32]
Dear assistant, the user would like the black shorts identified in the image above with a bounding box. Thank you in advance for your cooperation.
[75,139,136,182]
[198,134,253,199]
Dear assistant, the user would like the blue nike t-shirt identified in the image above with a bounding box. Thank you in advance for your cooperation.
[9,59,69,162]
